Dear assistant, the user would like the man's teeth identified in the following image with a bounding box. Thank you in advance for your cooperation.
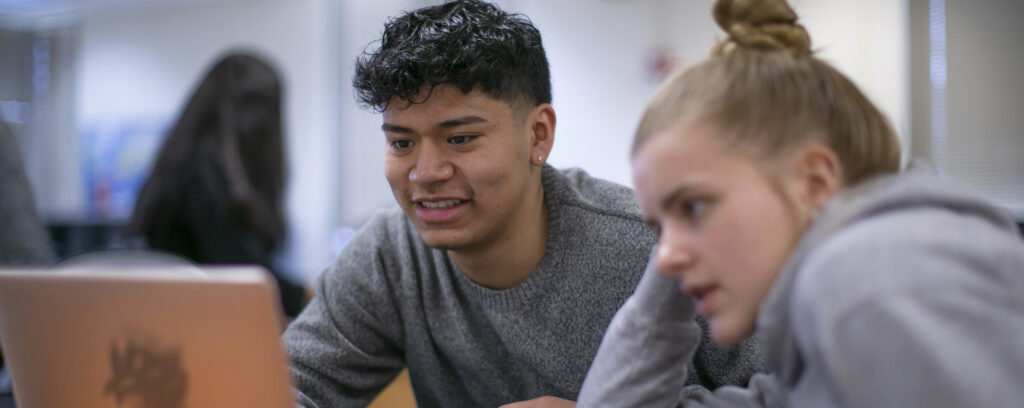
[420,200,463,209]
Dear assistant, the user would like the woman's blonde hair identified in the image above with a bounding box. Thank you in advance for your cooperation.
[634,0,901,184]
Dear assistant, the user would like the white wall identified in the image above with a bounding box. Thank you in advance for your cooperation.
[513,0,662,188]
[796,0,911,162]
[76,0,341,280]
[516,0,910,186]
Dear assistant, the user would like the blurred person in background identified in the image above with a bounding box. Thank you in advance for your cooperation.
[0,119,57,396]
[0,121,55,267]
[577,0,1024,406]
[283,1,762,407]
[128,52,308,319]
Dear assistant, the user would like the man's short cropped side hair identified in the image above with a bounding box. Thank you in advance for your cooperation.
[354,0,552,112]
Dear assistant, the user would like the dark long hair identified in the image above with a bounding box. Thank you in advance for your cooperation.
[129,52,286,257]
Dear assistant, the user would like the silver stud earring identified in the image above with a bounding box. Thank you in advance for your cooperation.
[538,155,544,161]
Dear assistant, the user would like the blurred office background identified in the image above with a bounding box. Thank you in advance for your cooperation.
[0,0,1020,284]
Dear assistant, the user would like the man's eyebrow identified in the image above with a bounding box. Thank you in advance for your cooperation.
[438,115,488,129]
[382,115,489,133]
[381,123,413,133]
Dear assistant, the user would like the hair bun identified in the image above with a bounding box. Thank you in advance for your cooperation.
[712,0,811,56]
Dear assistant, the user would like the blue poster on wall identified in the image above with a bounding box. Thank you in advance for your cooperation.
[81,118,168,220]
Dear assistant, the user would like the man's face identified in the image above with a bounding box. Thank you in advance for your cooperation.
[383,85,540,252]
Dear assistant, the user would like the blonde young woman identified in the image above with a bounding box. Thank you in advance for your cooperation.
[577,0,1024,407]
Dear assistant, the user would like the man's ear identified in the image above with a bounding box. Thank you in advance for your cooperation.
[793,144,843,213]
[527,104,556,166]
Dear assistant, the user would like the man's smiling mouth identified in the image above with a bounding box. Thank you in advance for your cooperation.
[418,199,466,209]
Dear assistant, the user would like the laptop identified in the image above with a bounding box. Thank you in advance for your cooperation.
[0,265,295,408]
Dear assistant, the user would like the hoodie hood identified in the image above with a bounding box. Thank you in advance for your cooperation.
[756,160,1019,384]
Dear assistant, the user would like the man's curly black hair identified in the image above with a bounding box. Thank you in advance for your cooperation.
[354,0,551,113]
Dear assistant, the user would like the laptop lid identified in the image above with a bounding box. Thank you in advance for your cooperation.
[0,266,294,408]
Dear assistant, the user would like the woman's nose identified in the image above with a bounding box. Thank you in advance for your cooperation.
[654,230,695,278]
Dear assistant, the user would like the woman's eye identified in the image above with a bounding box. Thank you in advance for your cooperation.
[646,220,662,236]
[683,200,708,220]
[447,135,476,145]
[389,139,412,150]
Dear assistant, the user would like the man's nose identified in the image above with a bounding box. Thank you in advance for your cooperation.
[409,143,454,184]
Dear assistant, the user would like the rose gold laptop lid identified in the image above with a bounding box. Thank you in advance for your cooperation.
[0,266,294,408]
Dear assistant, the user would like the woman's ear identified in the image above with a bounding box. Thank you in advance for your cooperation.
[528,104,556,166]
[794,144,843,213]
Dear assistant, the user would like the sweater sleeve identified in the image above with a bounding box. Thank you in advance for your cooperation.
[282,215,406,407]
[578,259,782,408]
[577,260,699,407]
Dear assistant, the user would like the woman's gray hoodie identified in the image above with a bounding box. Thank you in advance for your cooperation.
[578,163,1024,407]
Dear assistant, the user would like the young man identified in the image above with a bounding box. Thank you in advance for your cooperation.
[282,1,761,406]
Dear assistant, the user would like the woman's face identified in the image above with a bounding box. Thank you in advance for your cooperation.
[632,119,811,346]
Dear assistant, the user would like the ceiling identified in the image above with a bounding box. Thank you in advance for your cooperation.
[0,0,241,30]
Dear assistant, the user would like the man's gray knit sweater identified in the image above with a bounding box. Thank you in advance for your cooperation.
[284,166,761,407]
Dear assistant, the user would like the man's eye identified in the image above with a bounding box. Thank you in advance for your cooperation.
[447,135,476,145]
[390,139,413,150]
